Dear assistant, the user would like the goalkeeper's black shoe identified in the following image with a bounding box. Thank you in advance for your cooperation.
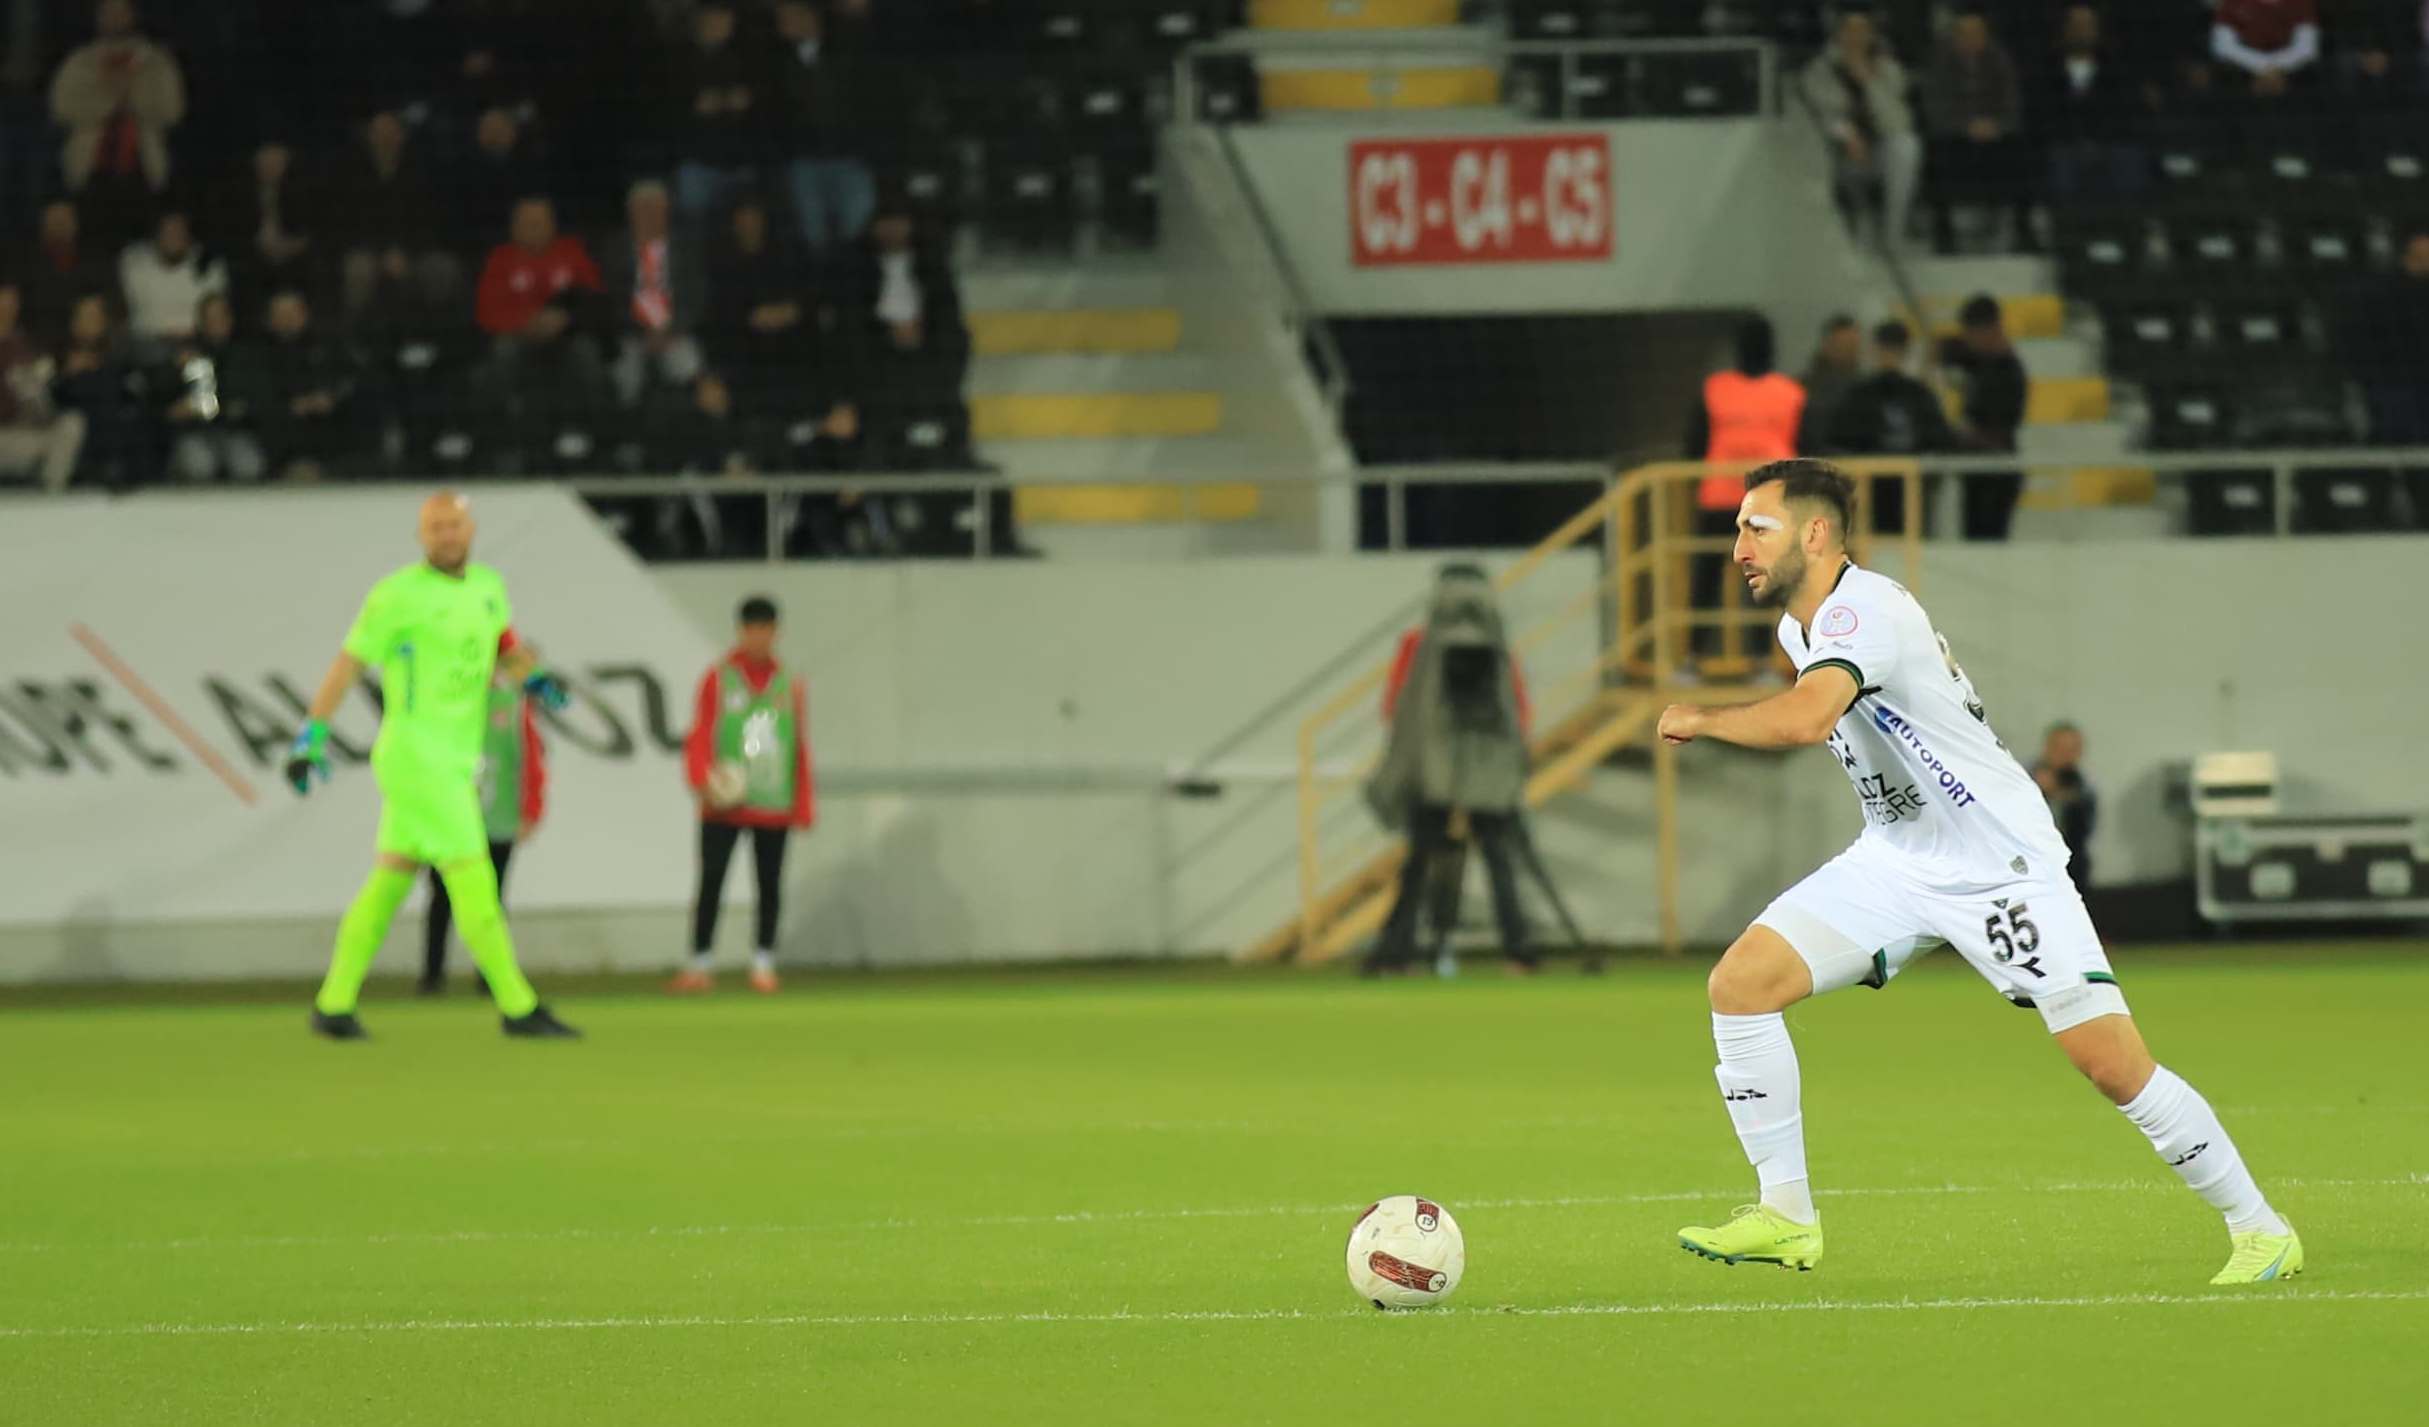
[311,1010,370,1041]
[502,1005,581,1039]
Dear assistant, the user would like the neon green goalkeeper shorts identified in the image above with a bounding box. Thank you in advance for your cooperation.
[373,757,489,867]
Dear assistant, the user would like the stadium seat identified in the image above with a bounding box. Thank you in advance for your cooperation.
[1034,3,1094,50]
[2355,117,2429,208]
[1192,53,1262,122]
[1067,70,1151,154]
[2054,216,2153,304]
[2145,381,2233,451]
[2209,300,2308,368]
[2246,119,2353,199]
[2282,213,2371,281]
[2184,468,2277,535]
[1097,144,1162,246]
[2100,299,2193,380]
[2293,466,2400,533]
[2235,374,2356,448]
[2147,120,2240,201]
[982,137,1080,250]
[1639,49,1760,117]
[2157,210,2264,291]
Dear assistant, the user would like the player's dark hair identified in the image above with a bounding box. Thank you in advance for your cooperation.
[738,595,779,626]
[1872,319,1911,350]
[1745,459,1855,541]
[1959,293,2003,330]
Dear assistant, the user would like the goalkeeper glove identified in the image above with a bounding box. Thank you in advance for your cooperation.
[284,720,330,795]
[522,668,571,712]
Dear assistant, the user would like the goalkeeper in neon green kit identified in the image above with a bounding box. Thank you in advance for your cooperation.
[285,491,579,1041]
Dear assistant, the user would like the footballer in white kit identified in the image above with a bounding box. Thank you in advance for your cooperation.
[1654,460,2302,1286]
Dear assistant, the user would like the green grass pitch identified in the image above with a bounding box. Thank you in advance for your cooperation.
[5,943,2425,1425]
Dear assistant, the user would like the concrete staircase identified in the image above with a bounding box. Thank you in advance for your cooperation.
[1902,253,2169,538]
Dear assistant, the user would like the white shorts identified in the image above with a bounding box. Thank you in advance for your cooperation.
[1755,838,2129,1034]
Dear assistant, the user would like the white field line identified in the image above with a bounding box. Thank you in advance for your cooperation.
[4,1290,2426,1342]
[2,1175,2420,1257]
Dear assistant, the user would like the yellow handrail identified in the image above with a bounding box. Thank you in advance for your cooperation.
[1277,457,1923,961]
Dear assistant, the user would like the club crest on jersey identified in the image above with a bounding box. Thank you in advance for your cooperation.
[1818,605,1859,638]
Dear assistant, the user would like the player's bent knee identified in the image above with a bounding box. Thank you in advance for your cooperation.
[1707,928,1812,1015]
[2053,1013,2156,1104]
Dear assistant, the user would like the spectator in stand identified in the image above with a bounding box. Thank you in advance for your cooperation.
[1937,293,2028,540]
[2329,0,2423,108]
[163,290,264,484]
[601,178,706,407]
[474,195,608,427]
[669,3,770,231]
[705,194,858,455]
[1798,314,1863,452]
[48,0,185,250]
[224,289,360,482]
[12,200,106,344]
[455,107,552,268]
[1827,319,1956,533]
[1924,7,2030,254]
[2213,0,2323,100]
[2032,721,2098,893]
[2040,4,2150,203]
[1683,318,1803,664]
[1829,319,1958,459]
[843,195,974,467]
[2341,229,2429,443]
[206,138,318,304]
[48,290,148,486]
[770,0,875,253]
[1802,8,1922,252]
[118,208,226,354]
[0,279,86,493]
[0,0,53,236]
[333,111,463,338]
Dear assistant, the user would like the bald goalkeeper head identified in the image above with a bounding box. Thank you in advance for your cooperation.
[420,490,474,576]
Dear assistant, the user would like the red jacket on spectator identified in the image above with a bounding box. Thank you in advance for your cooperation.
[1382,630,1532,736]
[682,650,814,830]
[475,235,602,336]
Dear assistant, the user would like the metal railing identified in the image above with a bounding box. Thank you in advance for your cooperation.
[1176,32,1779,123]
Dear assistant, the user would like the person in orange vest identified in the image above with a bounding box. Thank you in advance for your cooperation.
[673,595,814,994]
[419,669,547,995]
[1684,319,1805,663]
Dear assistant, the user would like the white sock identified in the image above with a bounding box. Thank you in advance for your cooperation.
[1712,1012,1814,1224]
[751,949,775,975]
[689,950,714,973]
[2119,1065,2288,1237]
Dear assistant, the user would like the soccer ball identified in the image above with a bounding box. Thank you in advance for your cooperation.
[1345,1195,1466,1310]
[704,761,747,808]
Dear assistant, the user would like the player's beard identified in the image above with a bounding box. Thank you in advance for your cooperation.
[1747,546,1804,609]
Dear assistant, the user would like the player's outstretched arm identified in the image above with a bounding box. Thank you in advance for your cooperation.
[1659,667,1858,751]
[286,652,365,794]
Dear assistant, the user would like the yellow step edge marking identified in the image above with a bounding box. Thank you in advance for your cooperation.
[1249,0,1459,30]
[2018,466,2158,511]
[970,392,1225,441]
[1261,66,1501,112]
[2025,376,2111,425]
[1920,293,2065,341]
[968,308,1183,356]
[1014,483,1264,525]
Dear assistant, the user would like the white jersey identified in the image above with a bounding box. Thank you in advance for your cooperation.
[1779,563,2069,888]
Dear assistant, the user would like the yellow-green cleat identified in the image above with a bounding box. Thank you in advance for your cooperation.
[1678,1204,1824,1271]
[2210,1223,2303,1285]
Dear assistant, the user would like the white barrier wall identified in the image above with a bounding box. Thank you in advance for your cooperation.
[4,489,2423,983]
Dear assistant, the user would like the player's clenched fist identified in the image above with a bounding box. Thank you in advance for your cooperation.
[1658,704,1703,745]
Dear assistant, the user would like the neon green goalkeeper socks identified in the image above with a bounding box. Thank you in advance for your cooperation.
[313,866,417,1016]
[435,857,540,1019]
